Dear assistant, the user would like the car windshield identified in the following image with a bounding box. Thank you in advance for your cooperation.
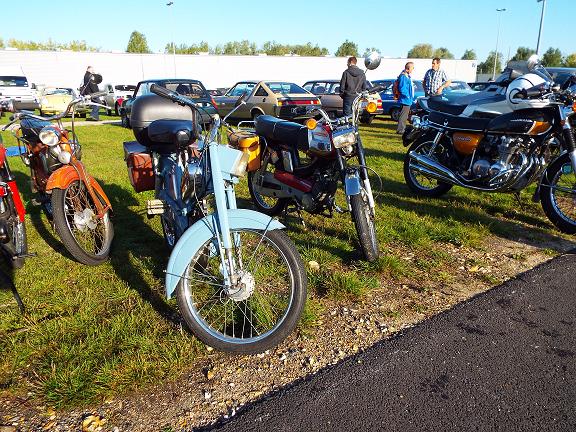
[447,81,472,91]
[43,88,74,96]
[163,82,208,99]
[0,76,28,87]
[414,80,424,91]
[266,82,308,94]
[115,85,136,91]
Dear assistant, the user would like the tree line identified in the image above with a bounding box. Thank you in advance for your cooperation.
[3,34,576,70]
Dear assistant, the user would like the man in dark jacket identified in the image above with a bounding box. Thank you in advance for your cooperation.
[81,66,101,121]
[339,57,367,116]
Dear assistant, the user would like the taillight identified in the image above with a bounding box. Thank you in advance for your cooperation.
[377,98,382,108]
[278,99,319,106]
[0,184,8,197]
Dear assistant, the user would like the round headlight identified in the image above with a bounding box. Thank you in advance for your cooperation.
[39,127,61,146]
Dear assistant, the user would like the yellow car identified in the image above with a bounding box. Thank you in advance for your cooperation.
[39,87,89,117]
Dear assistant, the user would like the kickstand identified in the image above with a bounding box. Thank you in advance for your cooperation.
[513,191,524,207]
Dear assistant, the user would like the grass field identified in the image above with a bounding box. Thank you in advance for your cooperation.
[0,116,569,408]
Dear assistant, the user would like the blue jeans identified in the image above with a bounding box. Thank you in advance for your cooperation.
[90,97,100,120]
[342,96,354,116]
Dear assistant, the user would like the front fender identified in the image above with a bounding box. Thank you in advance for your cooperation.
[46,166,112,210]
[344,170,361,196]
[165,208,285,298]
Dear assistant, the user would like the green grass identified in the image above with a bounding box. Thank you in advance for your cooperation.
[0,116,569,408]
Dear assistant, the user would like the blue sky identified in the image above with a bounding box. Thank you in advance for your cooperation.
[2,0,573,61]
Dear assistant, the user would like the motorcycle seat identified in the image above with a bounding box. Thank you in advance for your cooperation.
[255,115,308,150]
[426,97,468,116]
[428,111,491,132]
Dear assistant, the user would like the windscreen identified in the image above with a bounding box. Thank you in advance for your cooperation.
[0,76,28,87]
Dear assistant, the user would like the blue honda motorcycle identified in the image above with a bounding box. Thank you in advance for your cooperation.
[124,85,307,354]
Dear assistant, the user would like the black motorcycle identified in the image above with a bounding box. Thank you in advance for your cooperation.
[403,58,576,234]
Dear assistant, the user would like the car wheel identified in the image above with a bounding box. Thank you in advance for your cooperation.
[252,110,263,121]
[390,107,401,122]
[121,112,130,128]
[114,103,119,116]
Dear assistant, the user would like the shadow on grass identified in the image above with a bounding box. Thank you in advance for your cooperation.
[103,183,180,325]
[375,178,575,252]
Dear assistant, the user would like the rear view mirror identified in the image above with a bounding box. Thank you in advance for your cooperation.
[364,52,381,70]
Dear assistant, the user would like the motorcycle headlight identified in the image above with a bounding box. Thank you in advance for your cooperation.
[332,128,357,149]
[39,127,61,146]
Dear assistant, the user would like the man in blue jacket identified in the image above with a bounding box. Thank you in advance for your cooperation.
[396,62,414,134]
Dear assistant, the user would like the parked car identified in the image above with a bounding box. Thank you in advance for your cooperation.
[442,80,478,101]
[374,79,425,121]
[101,83,136,115]
[302,79,383,124]
[38,87,89,117]
[213,81,320,122]
[120,78,216,128]
[0,74,39,111]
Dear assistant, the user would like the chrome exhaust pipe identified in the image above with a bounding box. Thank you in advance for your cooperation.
[408,151,463,186]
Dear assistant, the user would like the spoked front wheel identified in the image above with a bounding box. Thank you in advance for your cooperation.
[51,181,114,265]
[540,153,576,234]
[176,228,307,354]
[350,188,379,262]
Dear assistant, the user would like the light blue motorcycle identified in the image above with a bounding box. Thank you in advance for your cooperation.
[125,84,307,354]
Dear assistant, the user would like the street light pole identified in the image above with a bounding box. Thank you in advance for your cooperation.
[492,8,506,80]
[536,0,547,55]
[166,1,176,77]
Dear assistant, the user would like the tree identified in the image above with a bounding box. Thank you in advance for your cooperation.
[433,47,454,59]
[477,51,503,75]
[541,47,563,67]
[0,38,4,49]
[510,46,536,62]
[126,31,151,54]
[461,49,477,60]
[362,47,381,58]
[335,40,358,57]
[407,43,433,58]
[564,53,576,67]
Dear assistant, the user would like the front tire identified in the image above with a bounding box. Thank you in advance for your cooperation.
[176,228,307,354]
[350,189,379,262]
[540,153,576,234]
[51,181,114,265]
[403,140,453,198]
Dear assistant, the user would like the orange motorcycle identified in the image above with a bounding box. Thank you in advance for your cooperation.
[3,93,114,265]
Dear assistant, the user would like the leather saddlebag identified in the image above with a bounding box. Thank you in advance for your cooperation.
[123,141,155,193]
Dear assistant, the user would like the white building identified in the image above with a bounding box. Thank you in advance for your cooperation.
[0,50,477,90]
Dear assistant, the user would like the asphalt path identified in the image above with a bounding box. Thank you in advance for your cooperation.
[206,250,576,432]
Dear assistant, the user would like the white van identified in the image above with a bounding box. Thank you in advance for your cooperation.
[0,75,39,110]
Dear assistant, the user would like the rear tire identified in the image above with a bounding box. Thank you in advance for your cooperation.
[403,139,453,198]
[248,168,288,216]
[350,189,379,262]
[360,114,375,125]
[0,194,27,269]
[390,107,401,122]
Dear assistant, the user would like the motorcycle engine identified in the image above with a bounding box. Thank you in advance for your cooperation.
[301,171,338,214]
[469,135,531,181]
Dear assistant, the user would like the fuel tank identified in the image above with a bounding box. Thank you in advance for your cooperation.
[487,108,553,135]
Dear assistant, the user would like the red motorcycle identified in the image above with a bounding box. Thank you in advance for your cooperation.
[0,100,28,269]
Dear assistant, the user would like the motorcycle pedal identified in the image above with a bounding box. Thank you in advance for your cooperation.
[16,252,37,259]
[31,197,49,206]
[333,204,347,214]
[147,199,167,215]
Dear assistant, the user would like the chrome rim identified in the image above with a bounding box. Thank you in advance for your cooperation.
[180,229,295,345]
[63,181,112,257]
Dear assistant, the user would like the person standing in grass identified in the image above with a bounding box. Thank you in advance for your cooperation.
[423,57,451,97]
[396,62,414,135]
[80,66,101,121]
[339,56,368,116]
